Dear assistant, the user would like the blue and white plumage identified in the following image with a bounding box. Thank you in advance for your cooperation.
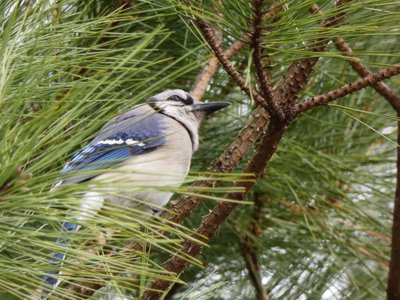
[42,89,229,295]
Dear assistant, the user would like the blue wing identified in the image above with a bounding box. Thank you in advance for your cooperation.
[56,109,166,185]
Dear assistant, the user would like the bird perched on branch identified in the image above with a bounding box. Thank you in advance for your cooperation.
[42,89,229,295]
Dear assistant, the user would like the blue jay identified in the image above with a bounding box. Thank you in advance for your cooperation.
[42,89,229,293]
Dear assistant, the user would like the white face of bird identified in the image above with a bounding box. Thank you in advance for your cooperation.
[147,89,199,124]
[147,89,229,151]
[147,89,229,126]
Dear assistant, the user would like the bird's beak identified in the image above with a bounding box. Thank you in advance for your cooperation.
[191,102,230,115]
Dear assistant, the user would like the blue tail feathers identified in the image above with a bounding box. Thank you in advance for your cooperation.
[43,220,80,288]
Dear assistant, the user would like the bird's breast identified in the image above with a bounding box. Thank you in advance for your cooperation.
[91,121,193,209]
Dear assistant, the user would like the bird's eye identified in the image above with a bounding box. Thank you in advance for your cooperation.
[167,95,182,101]
[167,94,194,105]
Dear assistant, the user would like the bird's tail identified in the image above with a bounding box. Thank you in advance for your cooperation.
[42,220,81,297]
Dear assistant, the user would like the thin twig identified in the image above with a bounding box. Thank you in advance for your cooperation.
[334,37,400,112]
[251,0,282,119]
[196,19,267,107]
[190,40,245,100]
[261,0,284,20]
[296,64,400,113]
[191,24,222,100]
[354,245,389,270]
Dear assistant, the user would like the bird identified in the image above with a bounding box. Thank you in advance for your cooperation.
[42,89,229,294]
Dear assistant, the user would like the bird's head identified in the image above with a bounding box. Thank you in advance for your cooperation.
[146,89,229,151]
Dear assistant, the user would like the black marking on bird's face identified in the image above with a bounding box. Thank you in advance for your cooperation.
[146,89,194,108]
[167,94,194,105]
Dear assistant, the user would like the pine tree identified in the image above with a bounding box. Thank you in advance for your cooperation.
[0,1,399,299]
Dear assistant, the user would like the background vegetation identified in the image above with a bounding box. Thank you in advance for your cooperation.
[0,0,399,299]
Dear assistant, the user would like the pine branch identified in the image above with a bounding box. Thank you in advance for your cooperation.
[140,119,287,300]
[276,0,349,110]
[295,64,400,113]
